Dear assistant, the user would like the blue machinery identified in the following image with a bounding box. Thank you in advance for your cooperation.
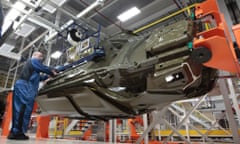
[56,23,105,72]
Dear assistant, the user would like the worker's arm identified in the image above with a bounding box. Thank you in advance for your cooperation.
[31,59,55,76]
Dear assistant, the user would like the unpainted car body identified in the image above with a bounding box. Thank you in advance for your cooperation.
[37,20,217,120]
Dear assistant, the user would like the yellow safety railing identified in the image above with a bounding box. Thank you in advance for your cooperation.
[153,129,237,137]
[133,4,197,34]
[53,116,68,138]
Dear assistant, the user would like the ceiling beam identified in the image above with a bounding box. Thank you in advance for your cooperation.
[19,30,48,54]
[45,0,106,42]
[88,0,119,18]
[0,51,21,60]
[105,0,177,35]
[28,15,61,31]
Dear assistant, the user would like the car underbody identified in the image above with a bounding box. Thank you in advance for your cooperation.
[37,20,217,120]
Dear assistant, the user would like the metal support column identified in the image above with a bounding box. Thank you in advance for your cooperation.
[183,108,190,142]
[218,77,240,143]
[113,119,117,143]
[11,38,25,87]
[109,120,112,142]
[109,119,116,143]
[152,111,161,141]
[181,104,190,141]
[4,38,26,88]
[45,42,52,66]
[227,78,240,125]
[136,108,167,144]
[11,62,19,88]
[186,123,190,141]
[45,10,61,66]
[143,114,149,144]
[4,58,19,88]
[236,0,240,11]
[217,0,236,41]
[4,68,11,88]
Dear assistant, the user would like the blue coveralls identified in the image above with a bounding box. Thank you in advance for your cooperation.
[11,58,53,134]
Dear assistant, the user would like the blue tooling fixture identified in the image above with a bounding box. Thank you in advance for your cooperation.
[55,24,105,72]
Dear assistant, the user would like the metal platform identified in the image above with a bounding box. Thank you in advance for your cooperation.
[152,129,238,137]
[0,136,106,144]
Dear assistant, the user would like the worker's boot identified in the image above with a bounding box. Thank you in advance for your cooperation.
[7,132,29,140]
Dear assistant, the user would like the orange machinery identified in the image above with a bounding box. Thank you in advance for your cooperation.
[1,92,13,136]
[1,92,48,138]
[193,0,240,75]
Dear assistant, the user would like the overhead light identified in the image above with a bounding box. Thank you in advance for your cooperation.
[117,7,141,22]
[2,1,26,34]
[50,0,67,6]
[21,0,42,8]
[51,51,62,59]
[0,43,15,52]
[42,0,66,14]
[15,23,35,37]
[42,4,56,14]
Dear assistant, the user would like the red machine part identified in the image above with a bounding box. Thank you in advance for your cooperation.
[36,116,50,138]
[1,92,12,136]
[1,91,49,138]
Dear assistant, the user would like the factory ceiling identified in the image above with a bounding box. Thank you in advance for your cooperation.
[0,0,197,72]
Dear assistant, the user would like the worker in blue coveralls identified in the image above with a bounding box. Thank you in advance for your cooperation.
[8,51,57,140]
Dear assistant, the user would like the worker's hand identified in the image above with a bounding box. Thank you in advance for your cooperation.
[38,77,52,90]
[52,69,58,76]
[44,77,53,84]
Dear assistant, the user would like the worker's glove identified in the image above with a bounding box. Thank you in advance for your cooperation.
[49,69,58,77]
[38,77,53,90]
[52,69,58,76]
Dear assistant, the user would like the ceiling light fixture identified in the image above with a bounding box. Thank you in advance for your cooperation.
[15,23,36,37]
[42,0,67,14]
[0,43,15,52]
[21,0,41,8]
[117,7,141,22]
[2,1,26,34]
[51,51,62,59]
